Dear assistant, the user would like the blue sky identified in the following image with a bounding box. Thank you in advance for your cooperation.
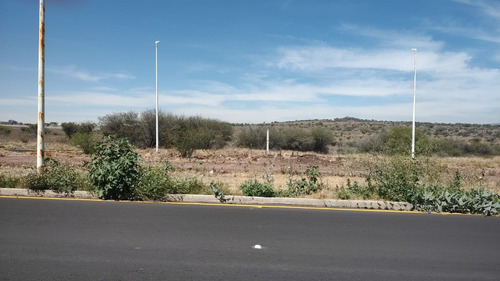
[1,0,499,124]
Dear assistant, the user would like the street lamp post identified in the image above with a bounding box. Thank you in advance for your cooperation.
[155,40,160,153]
[411,48,417,159]
[37,0,45,173]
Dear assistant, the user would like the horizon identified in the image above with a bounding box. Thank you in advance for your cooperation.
[2,115,499,127]
[1,0,499,125]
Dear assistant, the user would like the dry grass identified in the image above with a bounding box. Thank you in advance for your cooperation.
[1,125,498,197]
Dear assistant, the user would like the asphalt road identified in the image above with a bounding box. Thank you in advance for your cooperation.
[1,197,499,281]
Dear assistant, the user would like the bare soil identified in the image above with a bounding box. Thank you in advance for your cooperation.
[1,144,499,197]
[1,123,499,197]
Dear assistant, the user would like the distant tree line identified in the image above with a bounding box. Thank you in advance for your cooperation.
[60,111,499,158]
[62,110,233,157]
[358,126,500,157]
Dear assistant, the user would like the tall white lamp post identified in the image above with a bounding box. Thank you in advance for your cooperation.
[411,48,417,159]
[37,0,45,173]
[155,40,160,153]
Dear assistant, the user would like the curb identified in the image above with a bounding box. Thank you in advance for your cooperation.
[0,188,414,211]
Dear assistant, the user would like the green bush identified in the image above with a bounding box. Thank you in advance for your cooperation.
[359,156,500,215]
[98,111,233,152]
[240,178,275,197]
[70,132,98,154]
[335,179,376,200]
[236,126,267,149]
[0,172,20,188]
[61,122,96,138]
[237,125,334,153]
[360,126,435,156]
[360,126,500,157]
[88,137,141,200]
[24,171,49,191]
[285,166,323,197]
[173,116,233,157]
[172,177,207,194]
[98,111,143,146]
[369,156,424,203]
[0,126,12,135]
[134,164,173,200]
[311,126,335,154]
[23,159,80,194]
[414,186,500,216]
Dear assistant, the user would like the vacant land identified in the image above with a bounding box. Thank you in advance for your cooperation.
[1,119,499,197]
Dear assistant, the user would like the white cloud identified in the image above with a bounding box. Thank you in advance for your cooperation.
[454,0,500,21]
[49,66,135,82]
[0,97,36,106]
[428,1,500,44]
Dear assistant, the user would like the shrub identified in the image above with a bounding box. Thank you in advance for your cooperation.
[70,132,98,154]
[285,166,323,196]
[98,111,143,146]
[370,156,424,203]
[134,163,173,200]
[240,178,275,197]
[0,172,20,188]
[335,179,376,200]
[173,116,233,157]
[414,186,500,216]
[0,126,12,135]
[24,171,49,191]
[44,159,78,194]
[88,137,141,200]
[362,156,500,215]
[237,125,334,153]
[172,177,207,194]
[61,122,96,138]
[236,126,267,149]
[23,159,79,194]
[359,126,435,156]
[311,126,334,154]
[98,111,232,152]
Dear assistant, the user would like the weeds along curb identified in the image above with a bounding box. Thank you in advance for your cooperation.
[0,188,413,211]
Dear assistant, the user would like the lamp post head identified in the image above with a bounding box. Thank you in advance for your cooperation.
[411,48,417,52]
[155,40,160,46]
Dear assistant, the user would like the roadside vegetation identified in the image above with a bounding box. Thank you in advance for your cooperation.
[1,114,499,215]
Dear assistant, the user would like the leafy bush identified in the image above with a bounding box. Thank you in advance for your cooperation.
[61,122,96,138]
[172,177,207,194]
[0,126,12,135]
[99,111,143,146]
[98,111,233,153]
[0,172,20,188]
[237,125,334,153]
[360,156,500,215]
[370,156,423,203]
[414,186,500,216]
[311,126,335,154]
[359,126,435,156]
[88,137,141,200]
[134,163,173,200]
[335,179,376,200]
[173,116,233,157]
[236,126,267,149]
[70,132,98,154]
[24,171,49,191]
[285,166,323,196]
[240,178,275,197]
[24,159,79,194]
[360,126,500,157]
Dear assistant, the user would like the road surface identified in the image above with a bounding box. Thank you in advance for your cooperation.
[1,197,499,280]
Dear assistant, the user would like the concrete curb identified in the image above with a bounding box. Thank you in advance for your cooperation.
[0,188,414,211]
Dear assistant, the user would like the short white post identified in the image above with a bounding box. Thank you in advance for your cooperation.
[266,128,269,155]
